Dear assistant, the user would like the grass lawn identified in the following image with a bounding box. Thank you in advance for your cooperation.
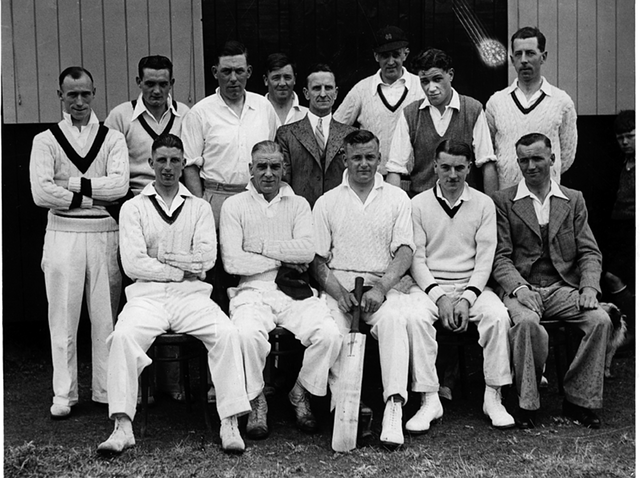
[4,321,635,477]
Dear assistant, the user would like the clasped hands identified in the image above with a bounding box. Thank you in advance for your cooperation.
[337,284,385,316]
[437,295,470,333]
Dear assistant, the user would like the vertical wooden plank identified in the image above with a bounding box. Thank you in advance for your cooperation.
[335,0,362,98]
[557,0,578,109]
[12,0,40,122]
[57,0,82,69]
[80,0,107,119]
[576,0,597,115]
[125,0,150,99]
[35,0,61,122]
[537,0,557,86]
[596,1,616,115]
[170,0,195,105]
[191,0,206,103]
[517,0,537,28]
[103,0,129,113]
[149,0,172,57]
[616,0,635,112]
[2,0,18,123]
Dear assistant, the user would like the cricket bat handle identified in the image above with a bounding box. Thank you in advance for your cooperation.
[351,277,365,332]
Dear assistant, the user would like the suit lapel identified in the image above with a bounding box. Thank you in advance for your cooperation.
[512,196,541,239]
[324,119,344,172]
[292,117,322,168]
[548,196,571,241]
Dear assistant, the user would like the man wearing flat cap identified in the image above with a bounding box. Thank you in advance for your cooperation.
[334,25,424,175]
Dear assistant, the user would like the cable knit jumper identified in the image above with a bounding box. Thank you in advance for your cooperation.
[333,70,424,173]
[313,171,415,290]
[119,184,217,282]
[219,182,315,283]
[30,118,129,229]
[485,78,577,189]
[410,184,497,307]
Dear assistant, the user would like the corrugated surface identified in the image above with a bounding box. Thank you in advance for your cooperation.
[2,0,205,123]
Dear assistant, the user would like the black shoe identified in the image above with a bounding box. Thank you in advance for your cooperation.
[562,399,601,429]
[515,407,536,429]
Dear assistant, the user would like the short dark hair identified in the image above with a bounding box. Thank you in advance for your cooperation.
[264,53,296,76]
[138,55,173,79]
[216,40,248,64]
[411,48,453,74]
[511,26,546,52]
[516,132,552,150]
[305,63,334,87]
[343,130,380,151]
[614,110,635,135]
[152,133,184,153]
[58,66,94,88]
[435,139,473,162]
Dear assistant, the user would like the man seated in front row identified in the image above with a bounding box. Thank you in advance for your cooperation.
[97,134,250,455]
[219,141,342,439]
[411,139,514,429]
[313,130,442,448]
[492,132,611,429]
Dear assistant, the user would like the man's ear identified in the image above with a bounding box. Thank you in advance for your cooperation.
[148,157,154,168]
[303,87,310,101]
[246,65,253,79]
[57,90,63,101]
[170,78,175,87]
[550,153,556,164]
[447,68,455,82]
[263,75,268,88]
[541,51,548,65]
[211,65,218,79]
[136,76,142,87]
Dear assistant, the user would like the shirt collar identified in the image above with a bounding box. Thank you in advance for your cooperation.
[508,77,554,97]
[371,67,409,94]
[131,93,180,121]
[215,87,256,110]
[419,88,460,111]
[514,178,568,202]
[265,91,303,110]
[247,180,296,202]
[307,110,332,128]
[340,169,385,190]
[62,110,100,127]
[141,181,193,198]
[435,181,471,206]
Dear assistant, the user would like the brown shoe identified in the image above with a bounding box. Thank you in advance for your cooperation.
[288,381,317,433]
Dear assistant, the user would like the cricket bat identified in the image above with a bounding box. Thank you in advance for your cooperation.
[331,276,366,452]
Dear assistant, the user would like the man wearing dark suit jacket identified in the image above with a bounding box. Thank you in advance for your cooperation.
[492,133,611,430]
[276,64,357,207]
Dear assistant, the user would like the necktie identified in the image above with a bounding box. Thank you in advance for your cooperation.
[315,117,325,155]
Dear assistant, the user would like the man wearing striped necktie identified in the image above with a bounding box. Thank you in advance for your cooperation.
[276,64,357,208]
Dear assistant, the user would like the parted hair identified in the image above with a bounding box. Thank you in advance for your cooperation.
[251,140,283,159]
[435,139,473,161]
[138,55,173,79]
[152,133,184,153]
[410,48,453,73]
[343,130,380,150]
[516,132,552,150]
[216,40,248,64]
[511,26,546,52]
[264,53,297,75]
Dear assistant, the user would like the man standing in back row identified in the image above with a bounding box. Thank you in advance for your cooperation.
[485,26,577,195]
[334,25,424,175]
[263,53,308,127]
[276,64,356,208]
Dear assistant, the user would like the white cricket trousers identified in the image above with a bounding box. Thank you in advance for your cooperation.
[423,285,513,387]
[106,280,250,421]
[42,217,121,407]
[326,285,439,404]
[229,282,343,400]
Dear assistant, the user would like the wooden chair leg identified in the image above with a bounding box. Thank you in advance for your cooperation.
[199,347,213,434]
